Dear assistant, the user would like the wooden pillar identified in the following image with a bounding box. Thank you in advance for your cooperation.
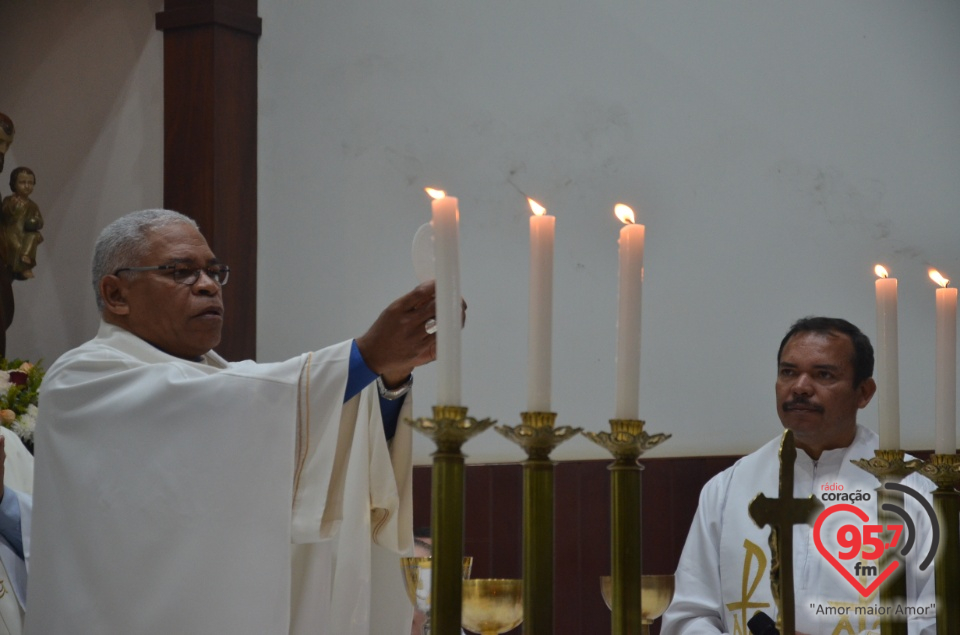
[156,1,261,361]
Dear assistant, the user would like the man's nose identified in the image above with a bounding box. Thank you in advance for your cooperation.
[193,270,221,295]
[791,373,813,395]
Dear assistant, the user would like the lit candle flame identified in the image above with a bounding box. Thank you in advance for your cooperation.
[528,198,546,217]
[875,264,889,279]
[425,187,446,200]
[929,269,950,288]
[614,203,636,225]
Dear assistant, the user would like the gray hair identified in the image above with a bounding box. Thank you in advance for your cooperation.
[92,209,199,311]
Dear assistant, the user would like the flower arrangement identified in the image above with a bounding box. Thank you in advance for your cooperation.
[0,358,43,448]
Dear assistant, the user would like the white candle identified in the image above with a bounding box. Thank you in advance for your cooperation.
[874,265,900,450]
[931,269,957,455]
[614,204,644,420]
[527,198,555,412]
[427,188,462,406]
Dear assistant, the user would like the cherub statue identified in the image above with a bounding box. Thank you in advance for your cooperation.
[1,167,44,280]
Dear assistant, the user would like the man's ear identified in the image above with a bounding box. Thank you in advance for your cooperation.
[99,275,131,316]
[857,377,877,409]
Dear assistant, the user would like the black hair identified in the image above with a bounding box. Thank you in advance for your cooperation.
[777,316,874,386]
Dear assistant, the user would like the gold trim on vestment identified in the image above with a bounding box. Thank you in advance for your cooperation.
[293,352,313,499]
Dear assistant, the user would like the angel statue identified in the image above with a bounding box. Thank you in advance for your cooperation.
[1,167,44,280]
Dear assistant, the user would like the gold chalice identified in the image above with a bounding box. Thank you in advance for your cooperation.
[461,578,523,635]
[601,574,675,635]
[401,557,474,634]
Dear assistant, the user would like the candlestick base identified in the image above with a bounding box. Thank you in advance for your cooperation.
[917,452,960,489]
[408,405,497,452]
[495,412,582,460]
[582,419,671,462]
[851,449,923,483]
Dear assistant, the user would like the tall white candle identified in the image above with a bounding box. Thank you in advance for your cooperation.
[874,265,900,450]
[614,204,644,420]
[931,269,957,455]
[527,198,555,412]
[427,188,462,406]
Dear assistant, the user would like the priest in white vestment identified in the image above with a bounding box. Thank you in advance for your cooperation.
[662,317,936,635]
[0,430,32,635]
[25,209,448,635]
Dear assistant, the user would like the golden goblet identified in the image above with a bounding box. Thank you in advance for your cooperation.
[401,557,474,634]
[461,579,523,635]
[601,574,675,635]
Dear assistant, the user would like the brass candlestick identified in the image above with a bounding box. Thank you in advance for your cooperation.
[408,405,497,635]
[917,453,960,635]
[496,412,582,635]
[583,419,671,635]
[852,450,923,635]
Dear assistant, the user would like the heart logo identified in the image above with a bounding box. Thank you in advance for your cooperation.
[813,503,899,597]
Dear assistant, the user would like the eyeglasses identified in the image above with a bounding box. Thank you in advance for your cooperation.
[114,264,230,286]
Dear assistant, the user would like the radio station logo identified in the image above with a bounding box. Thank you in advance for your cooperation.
[813,481,938,597]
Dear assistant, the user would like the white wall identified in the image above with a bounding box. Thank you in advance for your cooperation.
[0,0,164,364]
[3,1,958,464]
[257,1,960,463]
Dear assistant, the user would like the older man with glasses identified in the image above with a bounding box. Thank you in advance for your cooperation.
[26,209,452,635]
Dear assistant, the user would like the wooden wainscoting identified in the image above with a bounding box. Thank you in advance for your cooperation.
[412,455,741,635]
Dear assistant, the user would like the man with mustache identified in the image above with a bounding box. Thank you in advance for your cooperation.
[26,209,453,634]
[662,317,935,635]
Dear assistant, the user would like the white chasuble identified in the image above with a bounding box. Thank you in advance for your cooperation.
[25,322,412,635]
[0,428,32,635]
[662,426,935,635]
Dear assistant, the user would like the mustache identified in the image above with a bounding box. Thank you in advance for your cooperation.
[783,398,823,413]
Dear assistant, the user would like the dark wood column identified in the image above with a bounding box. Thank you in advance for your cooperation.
[156,1,261,361]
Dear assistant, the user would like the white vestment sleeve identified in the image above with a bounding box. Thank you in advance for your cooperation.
[661,472,732,635]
